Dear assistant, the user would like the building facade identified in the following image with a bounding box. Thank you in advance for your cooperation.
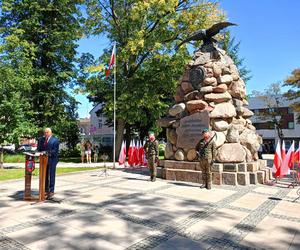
[89,103,114,147]
[249,96,300,152]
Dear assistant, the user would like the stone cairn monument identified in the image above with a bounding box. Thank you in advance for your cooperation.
[158,22,272,186]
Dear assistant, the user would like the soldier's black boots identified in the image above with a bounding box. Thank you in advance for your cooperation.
[151,176,156,182]
[200,183,211,189]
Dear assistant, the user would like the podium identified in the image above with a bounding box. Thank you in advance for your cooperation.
[24,153,48,202]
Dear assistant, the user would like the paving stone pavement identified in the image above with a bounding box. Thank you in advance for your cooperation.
[0,167,300,250]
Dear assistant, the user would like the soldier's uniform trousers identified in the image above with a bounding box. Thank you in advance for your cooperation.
[148,155,157,179]
[199,159,212,187]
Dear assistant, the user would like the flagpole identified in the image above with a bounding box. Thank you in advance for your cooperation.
[113,42,116,169]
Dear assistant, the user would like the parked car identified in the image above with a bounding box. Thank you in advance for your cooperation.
[0,144,16,153]
[18,144,33,152]
[31,143,37,151]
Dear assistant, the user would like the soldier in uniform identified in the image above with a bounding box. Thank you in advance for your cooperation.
[144,131,159,182]
[196,128,216,189]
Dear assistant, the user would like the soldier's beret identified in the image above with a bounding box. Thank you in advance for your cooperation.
[202,128,209,134]
[148,131,155,135]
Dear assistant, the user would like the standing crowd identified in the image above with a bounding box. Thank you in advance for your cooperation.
[80,140,100,163]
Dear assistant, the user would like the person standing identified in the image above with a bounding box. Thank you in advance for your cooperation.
[144,131,159,182]
[93,145,99,163]
[37,128,60,199]
[85,140,92,164]
[196,128,216,189]
[80,142,85,163]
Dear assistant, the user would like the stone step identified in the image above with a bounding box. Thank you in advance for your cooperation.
[165,169,203,184]
[164,160,199,170]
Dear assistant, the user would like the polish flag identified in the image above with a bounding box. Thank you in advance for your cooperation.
[106,44,116,78]
[133,140,139,166]
[281,141,294,176]
[118,141,126,166]
[293,146,299,165]
[129,140,137,166]
[295,146,300,180]
[127,140,134,166]
[142,140,148,166]
[272,140,282,178]
[138,140,145,166]
[281,140,286,163]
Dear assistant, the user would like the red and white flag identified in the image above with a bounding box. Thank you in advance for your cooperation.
[272,140,282,177]
[106,44,116,78]
[142,140,148,166]
[294,146,300,165]
[281,140,286,163]
[138,140,144,166]
[281,141,294,176]
[295,146,300,179]
[133,140,139,166]
[128,140,134,166]
[118,141,126,166]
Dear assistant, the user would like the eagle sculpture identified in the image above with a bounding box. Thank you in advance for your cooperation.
[176,22,237,50]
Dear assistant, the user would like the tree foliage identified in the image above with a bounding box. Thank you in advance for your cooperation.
[0,0,84,147]
[0,24,37,145]
[284,68,300,122]
[82,0,225,156]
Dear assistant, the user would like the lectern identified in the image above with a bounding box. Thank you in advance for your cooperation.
[24,153,48,202]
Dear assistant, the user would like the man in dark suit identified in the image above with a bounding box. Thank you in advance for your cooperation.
[37,128,59,199]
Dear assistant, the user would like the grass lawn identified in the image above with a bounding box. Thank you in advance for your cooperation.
[0,167,102,181]
[3,154,25,163]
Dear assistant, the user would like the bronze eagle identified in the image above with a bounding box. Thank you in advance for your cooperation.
[176,22,237,50]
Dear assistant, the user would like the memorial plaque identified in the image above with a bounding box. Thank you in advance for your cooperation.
[189,66,205,90]
[176,111,209,148]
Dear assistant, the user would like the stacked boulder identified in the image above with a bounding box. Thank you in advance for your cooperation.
[158,43,262,163]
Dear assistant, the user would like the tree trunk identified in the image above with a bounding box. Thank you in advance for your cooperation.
[115,118,126,162]
[0,150,3,169]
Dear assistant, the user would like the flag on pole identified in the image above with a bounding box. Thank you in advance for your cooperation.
[118,141,126,166]
[133,140,139,166]
[272,140,282,178]
[128,140,134,166]
[281,140,286,163]
[106,44,116,78]
[295,146,300,180]
[142,140,148,166]
[281,141,294,176]
[138,140,144,166]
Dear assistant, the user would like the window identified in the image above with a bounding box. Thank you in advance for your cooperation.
[288,122,294,129]
[288,107,293,114]
[98,122,102,128]
[268,108,275,113]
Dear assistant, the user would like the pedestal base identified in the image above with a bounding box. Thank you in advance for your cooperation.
[162,160,271,186]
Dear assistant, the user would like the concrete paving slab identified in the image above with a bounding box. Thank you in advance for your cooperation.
[186,208,249,238]
[272,200,300,218]
[241,216,300,250]
[153,235,211,250]
[59,210,161,248]
[230,193,268,210]
[1,166,299,250]
[157,185,236,203]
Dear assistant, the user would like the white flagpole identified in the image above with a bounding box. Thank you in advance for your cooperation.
[113,42,116,169]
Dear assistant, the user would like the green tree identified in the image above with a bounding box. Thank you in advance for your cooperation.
[0,30,37,168]
[220,31,251,83]
[284,68,300,122]
[83,0,225,158]
[0,0,83,148]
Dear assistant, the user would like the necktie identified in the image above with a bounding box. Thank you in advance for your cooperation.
[44,138,48,147]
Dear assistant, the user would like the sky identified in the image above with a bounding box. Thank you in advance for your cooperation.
[76,0,300,118]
